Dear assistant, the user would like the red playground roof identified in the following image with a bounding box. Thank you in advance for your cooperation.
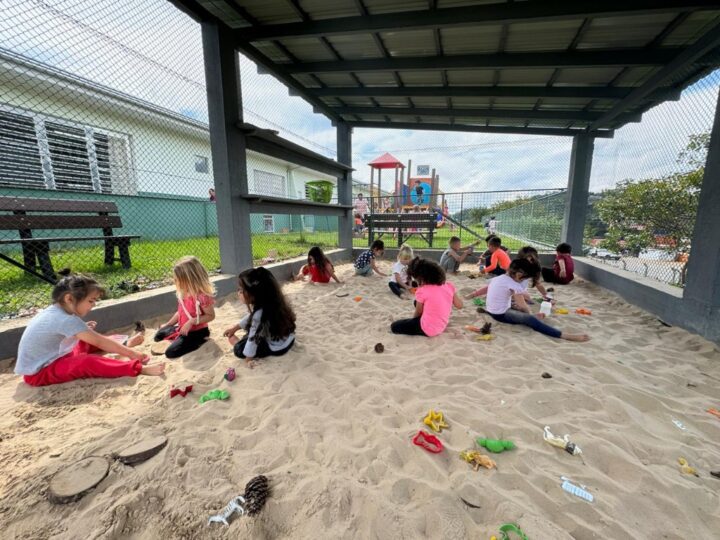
[368,152,405,169]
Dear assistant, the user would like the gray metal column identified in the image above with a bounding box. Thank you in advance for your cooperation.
[337,121,353,250]
[683,88,720,341]
[201,22,252,274]
[561,132,595,251]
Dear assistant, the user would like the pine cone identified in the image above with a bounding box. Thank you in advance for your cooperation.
[243,475,270,515]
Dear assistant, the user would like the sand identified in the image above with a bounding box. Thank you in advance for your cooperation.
[1,262,719,539]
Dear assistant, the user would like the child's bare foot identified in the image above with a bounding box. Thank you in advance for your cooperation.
[126,321,146,347]
[141,363,165,376]
[228,335,239,346]
[245,359,257,369]
[562,333,590,342]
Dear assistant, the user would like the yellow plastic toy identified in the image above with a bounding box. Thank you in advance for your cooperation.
[476,334,495,341]
[423,409,449,432]
[460,450,496,470]
[554,308,569,315]
[678,457,699,477]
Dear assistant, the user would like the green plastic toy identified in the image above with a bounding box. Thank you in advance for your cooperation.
[476,437,516,453]
[473,297,486,306]
[199,389,230,404]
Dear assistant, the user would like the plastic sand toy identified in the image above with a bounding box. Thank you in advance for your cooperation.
[490,523,529,540]
[561,476,593,502]
[554,308,569,315]
[354,296,362,302]
[473,297,486,306]
[412,430,443,453]
[476,334,495,341]
[678,457,699,477]
[707,408,720,419]
[199,389,230,403]
[208,496,246,526]
[170,383,193,398]
[225,367,236,381]
[423,409,449,432]
[460,450,496,470]
[476,438,515,453]
[575,308,592,315]
[543,426,582,455]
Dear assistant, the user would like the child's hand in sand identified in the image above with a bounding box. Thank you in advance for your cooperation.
[223,324,239,338]
[129,350,149,363]
[536,312,546,319]
[179,320,194,336]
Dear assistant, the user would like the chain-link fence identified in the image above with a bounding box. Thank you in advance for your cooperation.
[352,189,566,252]
[586,70,718,287]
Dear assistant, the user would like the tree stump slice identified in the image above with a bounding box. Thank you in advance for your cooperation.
[150,340,171,356]
[48,456,110,504]
[113,435,168,465]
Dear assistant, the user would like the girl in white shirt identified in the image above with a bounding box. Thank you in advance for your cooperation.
[223,267,296,368]
[388,244,414,298]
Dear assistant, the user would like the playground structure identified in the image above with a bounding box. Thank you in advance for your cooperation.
[367,153,441,212]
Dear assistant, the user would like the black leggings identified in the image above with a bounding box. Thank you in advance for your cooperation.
[233,336,295,359]
[390,316,427,336]
[388,281,404,297]
[154,325,210,359]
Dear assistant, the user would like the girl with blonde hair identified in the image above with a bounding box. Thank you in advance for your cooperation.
[388,244,414,298]
[153,256,216,358]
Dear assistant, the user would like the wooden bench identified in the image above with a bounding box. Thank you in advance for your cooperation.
[0,196,140,282]
[365,212,437,247]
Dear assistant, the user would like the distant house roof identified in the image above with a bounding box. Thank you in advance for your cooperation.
[368,152,405,169]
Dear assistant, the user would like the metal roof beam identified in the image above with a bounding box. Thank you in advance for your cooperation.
[311,86,679,100]
[283,49,683,73]
[334,106,641,123]
[234,1,718,41]
[590,20,720,129]
[347,121,615,138]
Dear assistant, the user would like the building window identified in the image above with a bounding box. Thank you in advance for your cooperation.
[263,214,274,233]
[195,155,209,173]
[252,170,286,198]
[0,107,133,194]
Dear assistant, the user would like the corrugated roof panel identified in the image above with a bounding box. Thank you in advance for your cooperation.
[525,119,579,128]
[375,97,416,107]
[277,37,336,62]
[537,98,592,110]
[417,116,454,124]
[354,72,399,86]
[199,1,249,28]
[292,74,322,88]
[663,11,720,46]
[446,70,495,85]
[300,0,361,20]
[499,68,555,85]
[612,66,661,86]
[577,14,677,50]
[380,30,438,57]
[407,97,449,108]
[438,0,507,7]
[491,98,541,110]
[554,67,624,85]
[253,41,290,63]
[505,20,582,53]
[363,0,430,15]
[338,97,377,107]
[441,26,503,55]
[231,0,301,24]
[314,73,358,86]
[326,34,383,60]
[450,97,493,108]
[398,71,444,86]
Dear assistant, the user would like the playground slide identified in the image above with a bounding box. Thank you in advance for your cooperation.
[443,214,486,242]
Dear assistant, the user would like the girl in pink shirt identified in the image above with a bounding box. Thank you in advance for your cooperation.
[390,258,463,336]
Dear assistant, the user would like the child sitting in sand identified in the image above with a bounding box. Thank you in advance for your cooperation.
[481,236,511,276]
[388,244,414,298]
[154,256,216,358]
[468,246,551,302]
[295,246,342,284]
[223,267,296,368]
[15,271,164,386]
[542,242,575,284]
[485,259,588,341]
[439,236,478,274]
[355,239,387,276]
[391,258,463,336]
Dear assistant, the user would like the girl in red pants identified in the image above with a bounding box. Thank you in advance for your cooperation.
[16,272,165,387]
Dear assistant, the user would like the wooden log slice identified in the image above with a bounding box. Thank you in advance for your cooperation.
[113,435,168,465]
[48,456,110,504]
[150,340,171,356]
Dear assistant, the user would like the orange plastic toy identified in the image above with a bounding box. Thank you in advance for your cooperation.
[707,408,720,419]
[354,296,362,302]
[575,308,592,315]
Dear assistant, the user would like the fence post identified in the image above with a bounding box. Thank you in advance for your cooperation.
[562,133,595,251]
[459,193,464,243]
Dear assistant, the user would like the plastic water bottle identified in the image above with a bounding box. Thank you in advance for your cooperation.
[540,301,552,317]
[561,477,594,502]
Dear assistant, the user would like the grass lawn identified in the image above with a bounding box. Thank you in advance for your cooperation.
[0,225,532,319]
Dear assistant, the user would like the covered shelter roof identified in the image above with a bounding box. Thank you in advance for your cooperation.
[171,0,720,138]
[368,152,405,169]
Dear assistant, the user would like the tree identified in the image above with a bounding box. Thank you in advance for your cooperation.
[595,134,706,255]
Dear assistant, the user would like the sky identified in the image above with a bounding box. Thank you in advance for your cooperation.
[1,0,718,200]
